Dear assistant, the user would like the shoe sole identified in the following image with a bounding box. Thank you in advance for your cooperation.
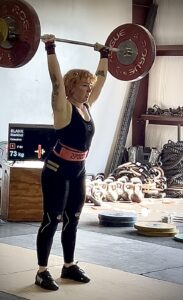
[35,280,59,291]
[61,275,90,283]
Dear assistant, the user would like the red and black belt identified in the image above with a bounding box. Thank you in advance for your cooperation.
[53,141,88,161]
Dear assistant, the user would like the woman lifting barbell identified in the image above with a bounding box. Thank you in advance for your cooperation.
[35,34,109,291]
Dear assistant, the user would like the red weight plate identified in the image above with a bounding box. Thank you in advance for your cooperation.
[0,0,41,68]
[105,23,156,81]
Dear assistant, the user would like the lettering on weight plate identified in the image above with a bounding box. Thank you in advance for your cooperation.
[12,5,29,30]
[109,29,125,48]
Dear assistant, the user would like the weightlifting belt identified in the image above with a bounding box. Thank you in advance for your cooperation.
[53,141,88,161]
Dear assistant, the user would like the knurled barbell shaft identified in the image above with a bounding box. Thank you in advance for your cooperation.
[45,36,121,53]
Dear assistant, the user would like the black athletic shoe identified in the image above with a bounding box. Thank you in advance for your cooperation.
[35,270,59,291]
[61,264,90,283]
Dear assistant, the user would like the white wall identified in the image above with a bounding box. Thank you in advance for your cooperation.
[146,0,183,148]
[0,0,131,174]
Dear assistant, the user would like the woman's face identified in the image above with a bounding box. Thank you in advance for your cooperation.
[70,79,93,103]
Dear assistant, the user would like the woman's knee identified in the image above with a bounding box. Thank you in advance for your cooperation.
[62,210,81,232]
[40,212,62,234]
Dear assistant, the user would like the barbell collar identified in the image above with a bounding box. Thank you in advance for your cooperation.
[0,18,8,42]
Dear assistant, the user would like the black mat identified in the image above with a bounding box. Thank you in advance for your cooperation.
[78,213,183,250]
[0,292,29,300]
[0,214,183,250]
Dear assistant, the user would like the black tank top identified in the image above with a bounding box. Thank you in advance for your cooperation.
[55,104,95,151]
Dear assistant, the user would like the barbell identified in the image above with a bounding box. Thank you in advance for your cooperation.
[0,0,156,81]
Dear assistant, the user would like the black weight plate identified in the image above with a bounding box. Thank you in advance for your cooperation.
[99,220,136,227]
[98,211,137,222]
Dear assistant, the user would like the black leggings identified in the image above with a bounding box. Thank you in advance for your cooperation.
[36,153,86,266]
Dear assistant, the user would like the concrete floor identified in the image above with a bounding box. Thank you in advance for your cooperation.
[0,199,183,299]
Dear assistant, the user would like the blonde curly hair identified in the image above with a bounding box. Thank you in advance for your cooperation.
[63,69,97,98]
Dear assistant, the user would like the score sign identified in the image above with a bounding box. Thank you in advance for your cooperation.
[8,123,56,161]
[8,129,25,159]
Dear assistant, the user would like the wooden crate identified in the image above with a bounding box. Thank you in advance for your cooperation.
[1,164,43,221]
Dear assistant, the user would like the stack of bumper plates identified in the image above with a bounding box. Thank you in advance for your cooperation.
[98,211,137,227]
[134,222,179,237]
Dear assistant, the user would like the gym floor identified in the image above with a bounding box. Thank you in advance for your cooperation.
[0,199,183,300]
